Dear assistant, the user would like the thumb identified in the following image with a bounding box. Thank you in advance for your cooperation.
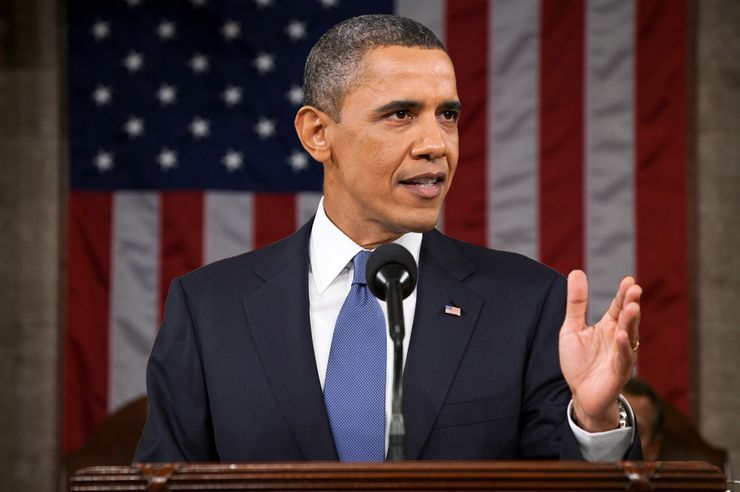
[565,270,589,326]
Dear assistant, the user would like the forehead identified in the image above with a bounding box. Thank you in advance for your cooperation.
[345,45,458,105]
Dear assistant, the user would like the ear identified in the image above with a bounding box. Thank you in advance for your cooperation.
[294,105,333,164]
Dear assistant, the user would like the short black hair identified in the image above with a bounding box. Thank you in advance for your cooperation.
[624,378,665,440]
[303,14,445,120]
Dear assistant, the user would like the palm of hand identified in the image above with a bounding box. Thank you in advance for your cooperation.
[559,271,641,424]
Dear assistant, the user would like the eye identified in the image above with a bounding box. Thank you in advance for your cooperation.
[389,110,411,120]
[440,110,459,121]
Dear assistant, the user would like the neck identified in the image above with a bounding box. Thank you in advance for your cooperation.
[330,218,403,250]
[322,202,404,250]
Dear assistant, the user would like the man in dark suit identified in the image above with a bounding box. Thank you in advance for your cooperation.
[135,15,642,462]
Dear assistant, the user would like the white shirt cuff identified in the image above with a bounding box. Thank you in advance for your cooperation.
[567,394,636,461]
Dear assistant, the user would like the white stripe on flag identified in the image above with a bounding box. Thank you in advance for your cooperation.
[488,0,540,259]
[395,0,445,44]
[296,192,322,228]
[585,0,636,323]
[204,191,254,264]
[109,192,159,411]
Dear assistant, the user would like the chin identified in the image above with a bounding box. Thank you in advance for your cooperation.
[396,210,440,233]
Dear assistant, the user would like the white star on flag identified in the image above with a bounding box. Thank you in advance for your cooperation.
[222,150,243,172]
[156,84,176,105]
[286,85,304,106]
[190,0,207,6]
[94,151,114,172]
[92,86,112,106]
[156,21,176,40]
[221,20,241,41]
[320,0,339,8]
[254,0,272,7]
[286,20,307,41]
[189,117,210,139]
[190,53,209,73]
[123,51,144,73]
[157,148,177,170]
[222,86,242,106]
[91,20,110,40]
[254,52,275,74]
[288,150,310,172]
[126,0,142,7]
[124,117,144,138]
[254,117,276,139]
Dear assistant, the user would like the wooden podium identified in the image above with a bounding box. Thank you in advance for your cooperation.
[70,461,725,491]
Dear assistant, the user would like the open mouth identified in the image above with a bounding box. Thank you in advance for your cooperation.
[399,174,445,187]
[399,173,446,197]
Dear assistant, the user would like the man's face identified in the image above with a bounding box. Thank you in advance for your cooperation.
[321,46,460,246]
[624,392,663,461]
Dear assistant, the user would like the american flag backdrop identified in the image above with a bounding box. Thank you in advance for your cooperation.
[64,0,689,453]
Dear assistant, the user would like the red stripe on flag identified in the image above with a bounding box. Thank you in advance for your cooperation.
[635,0,690,414]
[539,0,585,274]
[63,191,113,453]
[254,193,296,248]
[160,192,204,317]
[444,0,488,246]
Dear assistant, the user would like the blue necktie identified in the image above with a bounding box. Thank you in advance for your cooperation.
[324,250,386,462]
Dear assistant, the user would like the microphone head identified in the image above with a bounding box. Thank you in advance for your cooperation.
[366,243,418,301]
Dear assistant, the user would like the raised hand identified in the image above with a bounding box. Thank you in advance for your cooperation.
[559,270,642,432]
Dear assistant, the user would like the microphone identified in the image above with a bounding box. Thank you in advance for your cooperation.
[366,243,418,461]
[366,243,417,302]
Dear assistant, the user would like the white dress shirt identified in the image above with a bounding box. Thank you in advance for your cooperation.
[307,198,633,460]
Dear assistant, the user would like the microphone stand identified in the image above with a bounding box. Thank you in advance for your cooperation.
[385,278,405,461]
[366,243,416,461]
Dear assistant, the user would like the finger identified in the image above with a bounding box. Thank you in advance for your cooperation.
[565,270,589,328]
[623,283,642,308]
[619,285,642,344]
[614,327,637,378]
[606,276,636,322]
[618,299,641,349]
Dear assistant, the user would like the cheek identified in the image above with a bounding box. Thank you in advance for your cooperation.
[358,139,400,179]
[447,137,460,177]
[333,127,407,192]
[448,132,460,159]
[365,132,395,156]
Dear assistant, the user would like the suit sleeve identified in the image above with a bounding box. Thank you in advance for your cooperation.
[517,274,577,459]
[518,274,642,460]
[133,278,218,463]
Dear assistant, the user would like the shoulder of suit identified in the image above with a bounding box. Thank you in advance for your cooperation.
[428,230,564,284]
[177,221,310,292]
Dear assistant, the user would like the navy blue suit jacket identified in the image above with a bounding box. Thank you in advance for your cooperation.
[134,221,641,462]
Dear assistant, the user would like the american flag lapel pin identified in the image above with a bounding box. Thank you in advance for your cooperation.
[444,304,462,317]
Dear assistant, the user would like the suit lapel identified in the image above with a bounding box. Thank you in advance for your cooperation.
[403,230,483,459]
[241,226,483,461]
[242,222,337,460]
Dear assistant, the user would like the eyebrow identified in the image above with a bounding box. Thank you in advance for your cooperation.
[372,99,462,116]
[440,100,463,113]
[373,100,421,116]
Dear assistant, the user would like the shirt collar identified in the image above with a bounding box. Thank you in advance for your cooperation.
[309,197,423,295]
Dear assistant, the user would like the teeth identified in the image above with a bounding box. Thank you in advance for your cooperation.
[411,178,437,186]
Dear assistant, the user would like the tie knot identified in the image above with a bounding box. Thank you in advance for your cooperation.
[352,250,371,285]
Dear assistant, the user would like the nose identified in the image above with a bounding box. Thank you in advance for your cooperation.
[410,115,446,160]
